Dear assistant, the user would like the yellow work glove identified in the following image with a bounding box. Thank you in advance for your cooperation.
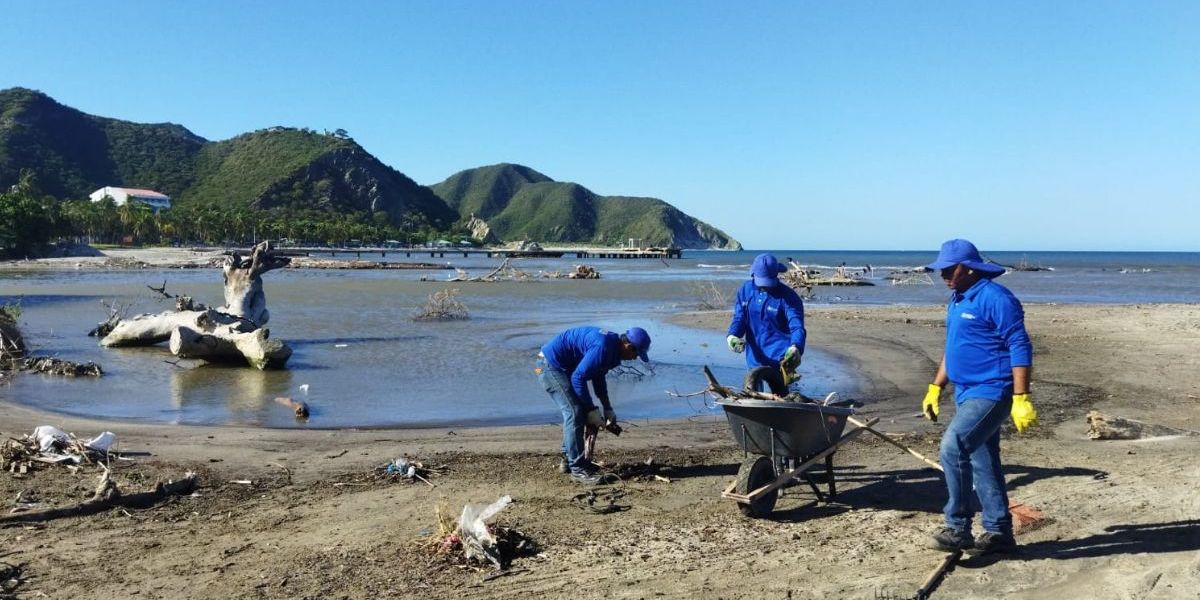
[1010,393,1038,433]
[922,384,942,422]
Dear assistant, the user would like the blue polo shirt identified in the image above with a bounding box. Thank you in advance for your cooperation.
[727,280,806,368]
[945,278,1033,404]
[540,327,623,409]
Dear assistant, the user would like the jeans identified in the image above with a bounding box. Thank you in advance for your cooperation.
[939,395,1013,536]
[536,358,590,474]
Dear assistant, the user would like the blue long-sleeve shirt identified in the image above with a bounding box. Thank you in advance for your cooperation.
[540,327,623,409]
[727,281,807,369]
[945,278,1033,404]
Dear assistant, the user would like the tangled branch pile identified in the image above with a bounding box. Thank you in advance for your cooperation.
[413,288,470,321]
[688,280,730,310]
[19,357,103,377]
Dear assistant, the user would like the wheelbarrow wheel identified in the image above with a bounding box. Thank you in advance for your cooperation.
[734,456,778,517]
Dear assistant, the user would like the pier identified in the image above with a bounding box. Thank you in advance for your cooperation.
[251,246,684,260]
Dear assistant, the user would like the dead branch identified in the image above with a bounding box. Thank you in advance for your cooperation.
[0,472,197,524]
[413,288,470,321]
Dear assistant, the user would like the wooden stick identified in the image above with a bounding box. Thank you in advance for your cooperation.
[916,550,961,599]
[847,416,943,471]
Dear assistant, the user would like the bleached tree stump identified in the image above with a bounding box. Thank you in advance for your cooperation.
[99,241,292,369]
[170,325,292,370]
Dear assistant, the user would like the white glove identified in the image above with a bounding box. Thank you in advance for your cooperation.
[603,407,616,426]
[586,408,605,428]
[727,335,745,353]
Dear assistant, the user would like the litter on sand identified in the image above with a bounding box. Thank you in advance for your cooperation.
[3,426,121,474]
[428,496,540,571]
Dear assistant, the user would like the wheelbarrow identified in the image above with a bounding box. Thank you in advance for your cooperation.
[717,397,879,517]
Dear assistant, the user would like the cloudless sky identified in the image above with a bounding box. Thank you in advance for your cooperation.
[3,1,1198,251]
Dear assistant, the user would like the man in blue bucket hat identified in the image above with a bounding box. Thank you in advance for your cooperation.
[536,326,651,485]
[922,239,1037,555]
[726,253,806,394]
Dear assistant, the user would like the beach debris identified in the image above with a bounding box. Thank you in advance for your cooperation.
[1,560,25,596]
[19,356,103,377]
[571,488,630,514]
[0,468,197,524]
[915,550,961,600]
[1085,410,1199,440]
[688,279,730,310]
[413,288,470,321]
[612,458,674,483]
[0,308,26,363]
[98,241,293,370]
[273,396,310,419]
[380,457,440,487]
[428,495,539,570]
[3,427,121,474]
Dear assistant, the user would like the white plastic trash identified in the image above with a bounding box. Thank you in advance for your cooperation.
[86,431,117,453]
[32,425,70,452]
[457,495,513,566]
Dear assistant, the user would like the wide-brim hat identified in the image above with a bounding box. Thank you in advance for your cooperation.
[925,239,1005,277]
[751,253,788,287]
[624,327,651,362]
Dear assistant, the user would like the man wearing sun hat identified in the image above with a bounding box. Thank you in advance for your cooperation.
[537,326,651,485]
[726,253,807,394]
[922,239,1037,556]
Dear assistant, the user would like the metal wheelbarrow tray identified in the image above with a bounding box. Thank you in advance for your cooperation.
[717,398,879,517]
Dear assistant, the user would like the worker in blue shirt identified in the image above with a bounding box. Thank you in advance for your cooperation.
[726,253,806,394]
[922,239,1038,555]
[537,326,651,485]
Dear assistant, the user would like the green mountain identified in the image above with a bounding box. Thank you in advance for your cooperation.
[431,164,740,249]
[0,87,204,199]
[0,88,455,228]
[1,89,737,246]
[181,129,456,225]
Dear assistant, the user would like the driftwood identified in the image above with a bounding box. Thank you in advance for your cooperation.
[273,396,310,419]
[1085,410,1200,440]
[0,468,197,523]
[99,241,292,369]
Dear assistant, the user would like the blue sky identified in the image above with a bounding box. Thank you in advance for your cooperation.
[3,1,1197,251]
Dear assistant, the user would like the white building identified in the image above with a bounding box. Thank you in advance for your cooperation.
[88,187,172,212]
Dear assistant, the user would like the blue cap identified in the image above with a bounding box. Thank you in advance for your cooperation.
[751,253,787,287]
[624,327,651,362]
[925,239,1005,277]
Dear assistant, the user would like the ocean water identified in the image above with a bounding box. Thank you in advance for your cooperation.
[1,249,1196,428]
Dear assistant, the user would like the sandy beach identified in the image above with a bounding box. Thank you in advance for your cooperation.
[2,302,1199,599]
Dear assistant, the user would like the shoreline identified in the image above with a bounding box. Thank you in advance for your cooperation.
[2,300,1198,597]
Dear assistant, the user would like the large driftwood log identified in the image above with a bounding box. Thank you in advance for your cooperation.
[1085,410,1199,440]
[99,241,292,369]
[170,325,292,370]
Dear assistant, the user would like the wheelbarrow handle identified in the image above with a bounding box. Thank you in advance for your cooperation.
[846,415,943,472]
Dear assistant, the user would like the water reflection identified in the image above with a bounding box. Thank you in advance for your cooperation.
[170,363,296,425]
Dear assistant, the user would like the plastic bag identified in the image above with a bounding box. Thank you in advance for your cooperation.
[32,426,69,452]
[86,431,117,453]
[456,495,512,567]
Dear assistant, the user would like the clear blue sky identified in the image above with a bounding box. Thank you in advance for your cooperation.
[3,1,1197,251]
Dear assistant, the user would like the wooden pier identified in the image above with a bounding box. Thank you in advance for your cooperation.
[253,246,683,260]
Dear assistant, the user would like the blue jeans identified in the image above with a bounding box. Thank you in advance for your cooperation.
[939,395,1013,536]
[536,358,590,474]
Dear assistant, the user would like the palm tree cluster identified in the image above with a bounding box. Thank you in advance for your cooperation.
[2,170,479,256]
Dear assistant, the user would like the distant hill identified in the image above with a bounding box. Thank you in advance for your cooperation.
[0,88,455,229]
[431,163,740,249]
[181,129,456,225]
[0,87,204,199]
[1,88,737,246]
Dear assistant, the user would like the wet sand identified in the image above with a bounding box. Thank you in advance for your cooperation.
[2,303,1198,599]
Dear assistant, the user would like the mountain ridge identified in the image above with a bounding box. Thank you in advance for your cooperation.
[1,88,738,248]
